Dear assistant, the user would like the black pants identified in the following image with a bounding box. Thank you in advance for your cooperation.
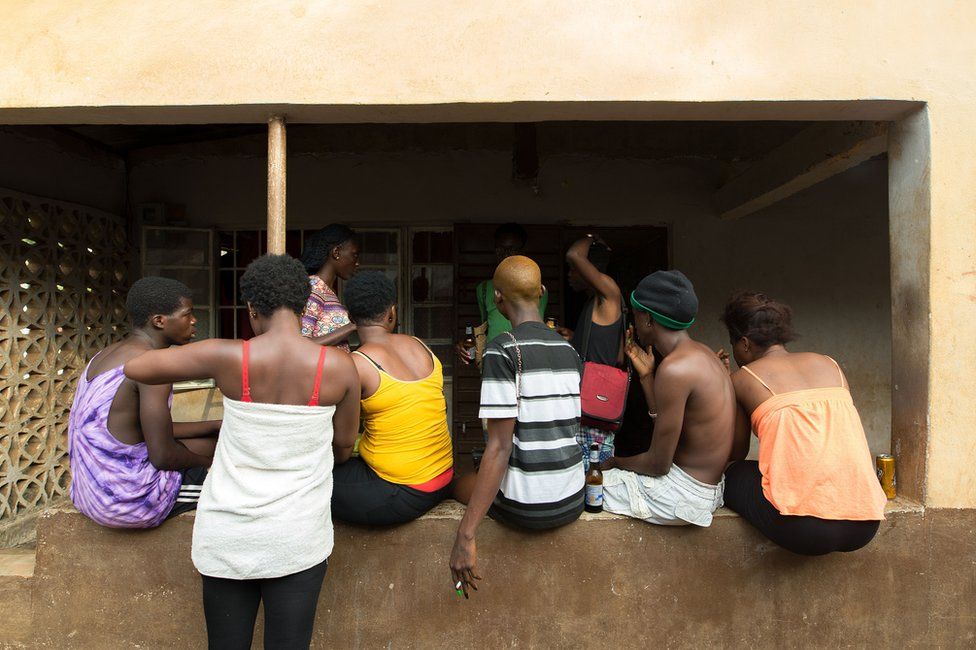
[332,457,451,526]
[723,461,880,556]
[200,558,328,650]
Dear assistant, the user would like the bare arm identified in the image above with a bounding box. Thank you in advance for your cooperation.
[172,420,222,439]
[308,323,357,347]
[609,363,690,476]
[729,403,752,463]
[124,339,226,385]
[728,371,754,463]
[138,383,214,470]
[331,354,362,465]
[450,417,514,598]
[565,236,622,312]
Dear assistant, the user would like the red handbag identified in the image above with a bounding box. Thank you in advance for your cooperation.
[579,301,631,432]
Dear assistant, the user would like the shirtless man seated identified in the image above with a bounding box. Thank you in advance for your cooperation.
[68,277,220,528]
[600,270,735,527]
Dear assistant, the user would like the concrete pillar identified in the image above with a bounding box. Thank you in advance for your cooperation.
[887,108,930,503]
[267,116,286,254]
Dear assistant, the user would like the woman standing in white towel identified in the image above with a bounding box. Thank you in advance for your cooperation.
[125,254,361,650]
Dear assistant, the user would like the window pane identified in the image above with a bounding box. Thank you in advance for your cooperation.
[192,309,211,341]
[429,231,453,263]
[219,308,236,338]
[360,231,398,266]
[412,231,453,264]
[412,266,452,303]
[218,270,235,306]
[430,343,454,376]
[218,231,235,269]
[236,231,260,267]
[412,305,453,340]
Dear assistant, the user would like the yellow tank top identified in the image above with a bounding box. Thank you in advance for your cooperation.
[354,341,454,486]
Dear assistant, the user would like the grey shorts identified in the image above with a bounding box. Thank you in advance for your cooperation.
[603,464,724,527]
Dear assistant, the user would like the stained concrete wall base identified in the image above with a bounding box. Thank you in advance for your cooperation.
[5,506,973,648]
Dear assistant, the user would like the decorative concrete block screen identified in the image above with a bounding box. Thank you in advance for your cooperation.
[0,192,130,524]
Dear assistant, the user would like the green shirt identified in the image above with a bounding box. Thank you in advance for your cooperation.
[477,279,550,342]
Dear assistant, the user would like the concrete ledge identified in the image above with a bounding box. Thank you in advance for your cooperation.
[4,503,972,648]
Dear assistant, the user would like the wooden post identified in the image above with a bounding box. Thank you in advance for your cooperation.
[267,116,287,254]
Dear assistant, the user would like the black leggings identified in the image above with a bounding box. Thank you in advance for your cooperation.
[723,461,880,556]
[200,558,328,650]
[332,457,451,526]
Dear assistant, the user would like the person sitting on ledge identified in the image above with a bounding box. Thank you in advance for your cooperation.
[331,271,455,526]
[450,255,584,598]
[68,277,220,529]
[600,270,734,527]
[719,292,886,555]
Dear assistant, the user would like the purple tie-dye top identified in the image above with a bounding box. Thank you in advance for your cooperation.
[68,360,181,528]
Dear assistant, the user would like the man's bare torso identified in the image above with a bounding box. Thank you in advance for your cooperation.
[666,339,736,484]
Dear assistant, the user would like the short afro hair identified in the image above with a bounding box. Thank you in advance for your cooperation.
[494,222,527,247]
[344,270,396,324]
[126,276,192,327]
[721,291,798,348]
[240,254,311,317]
[300,223,357,274]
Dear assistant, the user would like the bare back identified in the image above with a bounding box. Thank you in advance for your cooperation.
[211,334,352,408]
[662,340,737,484]
[353,333,436,398]
[733,352,848,416]
[87,338,164,445]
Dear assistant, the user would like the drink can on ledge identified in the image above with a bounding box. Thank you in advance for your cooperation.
[876,454,896,500]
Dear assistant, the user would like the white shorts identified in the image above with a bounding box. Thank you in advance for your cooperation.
[603,464,724,527]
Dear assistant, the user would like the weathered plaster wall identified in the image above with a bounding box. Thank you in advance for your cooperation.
[133,148,892,453]
[0,1,971,504]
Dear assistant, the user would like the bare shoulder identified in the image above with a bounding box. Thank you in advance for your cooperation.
[323,345,356,372]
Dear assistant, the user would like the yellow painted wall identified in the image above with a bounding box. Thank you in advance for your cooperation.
[0,1,974,506]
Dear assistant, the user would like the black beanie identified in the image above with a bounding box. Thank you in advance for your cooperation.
[630,270,698,330]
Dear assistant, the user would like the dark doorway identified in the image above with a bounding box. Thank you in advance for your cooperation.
[452,222,669,454]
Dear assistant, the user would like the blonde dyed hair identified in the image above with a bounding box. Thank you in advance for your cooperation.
[493,255,542,303]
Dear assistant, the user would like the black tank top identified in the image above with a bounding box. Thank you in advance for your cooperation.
[571,299,624,366]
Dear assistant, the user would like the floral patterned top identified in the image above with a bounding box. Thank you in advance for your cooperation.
[301,275,351,352]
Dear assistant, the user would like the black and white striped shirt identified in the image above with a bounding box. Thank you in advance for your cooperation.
[480,322,584,528]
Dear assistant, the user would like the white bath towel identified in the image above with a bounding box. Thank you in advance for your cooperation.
[192,396,336,580]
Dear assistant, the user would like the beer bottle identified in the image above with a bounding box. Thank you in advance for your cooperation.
[585,443,604,513]
[461,324,477,361]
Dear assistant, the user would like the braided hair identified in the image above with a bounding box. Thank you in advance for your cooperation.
[300,224,357,275]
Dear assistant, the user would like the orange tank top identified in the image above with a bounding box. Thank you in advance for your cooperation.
[743,358,886,521]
